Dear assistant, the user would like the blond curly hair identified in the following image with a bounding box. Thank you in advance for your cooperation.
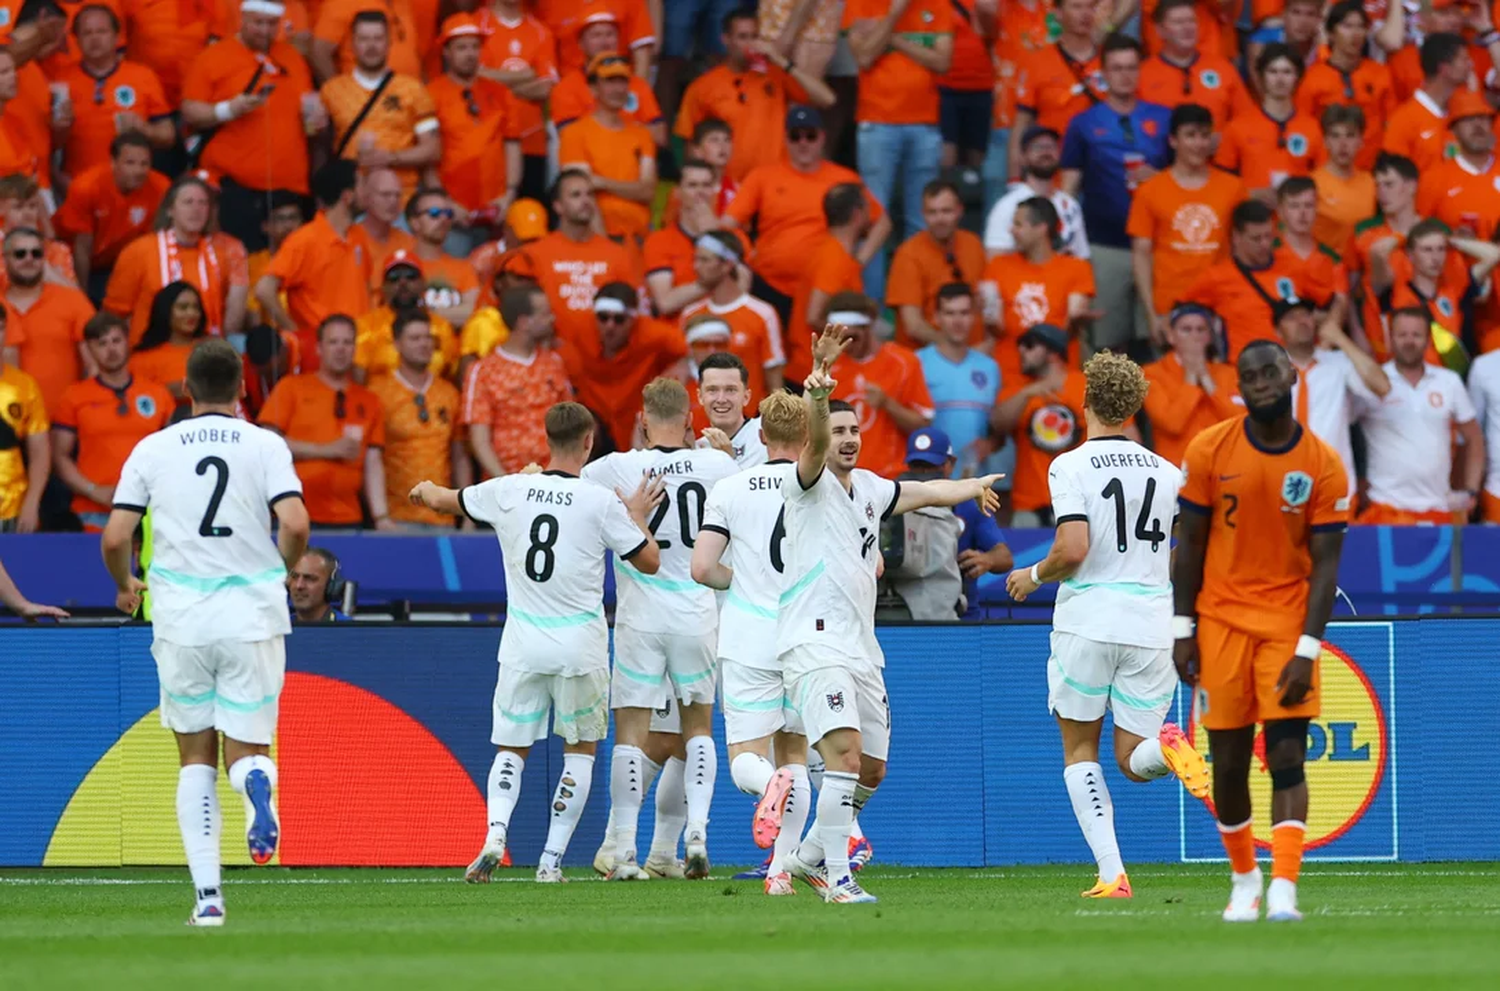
[758,390,807,447]
[1083,350,1149,427]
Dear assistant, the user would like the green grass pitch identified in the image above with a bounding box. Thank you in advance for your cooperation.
[2,864,1497,989]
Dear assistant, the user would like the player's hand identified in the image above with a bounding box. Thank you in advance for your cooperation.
[408,480,436,507]
[520,462,544,475]
[803,368,837,400]
[810,323,852,374]
[16,599,69,620]
[619,472,667,526]
[1276,654,1315,708]
[701,427,733,456]
[1004,566,1038,602]
[1173,637,1201,688]
[115,576,147,616]
[972,473,1005,516]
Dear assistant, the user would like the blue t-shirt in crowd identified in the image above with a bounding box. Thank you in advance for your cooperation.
[955,498,1008,617]
[917,344,1001,478]
[1059,100,1172,250]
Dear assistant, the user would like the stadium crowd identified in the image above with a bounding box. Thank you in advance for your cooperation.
[3,0,1500,536]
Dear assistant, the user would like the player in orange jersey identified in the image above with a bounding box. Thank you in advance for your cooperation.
[1173,339,1351,924]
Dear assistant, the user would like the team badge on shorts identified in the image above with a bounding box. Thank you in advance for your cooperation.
[1281,470,1313,508]
[826,692,845,713]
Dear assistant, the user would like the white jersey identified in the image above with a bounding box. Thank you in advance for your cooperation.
[1047,437,1178,649]
[582,445,738,635]
[114,413,302,647]
[696,417,768,468]
[701,459,796,670]
[777,466,901,674]
[461,472,648,675]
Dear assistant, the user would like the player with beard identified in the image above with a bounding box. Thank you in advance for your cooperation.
[1173,339,1351,923]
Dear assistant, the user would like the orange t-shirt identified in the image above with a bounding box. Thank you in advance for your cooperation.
[673,63,809,181]
[1383,92,1455,174]
[313,0,422,78]
[1136,53,1254,129]
[1014,42,1105,136]
[829,343,936,479]
[258,373,386,525]
[265,211,373,367]
[979,251,1095,385]
[354,305,460,379]
[725,159,884,296]
[1345,221,1470,362]
[321,72,438,198]
[557,319,686,450]
[999,369,1087,512]
[182,37,314,195]
[103,232,232,343]
[1213,106,1322,192]
[523,230,640,346]
[1179,416,1350,640]
[129,340,194,407]
[991,0,1051,131]
[9,284,96,415]
[52,165,172,269]
[1417,156,1500,240]
[1295,58,1396,171]
[52,372,174,515]
[1182,255,1317,361]
[121,0,215,105]
[787,235,864,385]
[843,0,951,125]
[536,0,654,77]
[551,71,662,129]
[429,75,523,212]
[367,370,463,525]
[478,12,558,158]
[460,346,574,475]
[0,96,40,183]
[885,229,986,348]
[680,293,786,407]
[349,222,416,296]
[1141,355,1242,467]
[1310,166,1376,255]
[1125,168,1247,314]
[1382,263,1474,368]
[556,114,656,240]
[57,59,171,176]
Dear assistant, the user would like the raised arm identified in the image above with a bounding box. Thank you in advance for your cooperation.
[797,325,851,488]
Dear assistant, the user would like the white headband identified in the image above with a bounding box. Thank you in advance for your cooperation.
[241,0,286,15]
[695,234,741,264]
[827,310,872,327]
[593,296,629,315]
[685,319,733,345]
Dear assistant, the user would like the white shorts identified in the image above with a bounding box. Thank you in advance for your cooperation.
[722,660,803,745]
[491,664,609,747]
[785,650,890,761]
[1048,630,1177,739]
[612,626,717,710]
[152,637,286,745]
[649,693,680,734]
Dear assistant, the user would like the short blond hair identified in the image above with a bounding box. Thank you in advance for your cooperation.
[1083,350,1149,426]
[758,390,806,447]
[641,377,690,421]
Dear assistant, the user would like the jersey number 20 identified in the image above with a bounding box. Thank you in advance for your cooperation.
[1101,476,1165,553]
[647,482,707,549]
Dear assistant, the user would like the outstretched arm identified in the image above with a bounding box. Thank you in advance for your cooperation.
[892,474,1003,516]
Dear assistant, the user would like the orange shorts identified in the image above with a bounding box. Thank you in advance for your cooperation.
[1483,489,1500,524]
[1196,615,1321,731]
[1355,501,1451,526]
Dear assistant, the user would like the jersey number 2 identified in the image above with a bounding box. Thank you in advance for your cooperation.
[1101,476,1165,553]
[196,456,233,538]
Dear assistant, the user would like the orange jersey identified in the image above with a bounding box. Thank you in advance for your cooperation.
[1214,106,1322,191]
[828,343,937,479]
[265,211,373,367]
[120,0,216,105]
[1014,42,1105,136]
[354,306,460,380]
[1141,355,1242,467]
[415,254,479,316]
[725,159,883,296]
[0,362,47,518]
[460,346,574,475]
[556,114,656,239]
[787,235,864,385]
[367,371,463,526]
[53,372,173,515]
[56,60,171,175]
[258,373,386,525]
[1275,241,1345,309]
[939,0,993,92]
[1179,416,1350,641]
[1295,58,1396,171]
[523,231,640,347]
[0,104,39,184]
[478,12,558,158]
[1381,264,1474,368]
[1310,166,1375,255]
[999,369,1087,512]
[349,222,415,296]
[1136,53,1254,129]
[885,229,986,349]
[1182,256,1319,361]
[1126,168,1246,315]
[9,284,96,415]
[550,71,661,129]
[321,72,438,198]
[536,0,654,77]
[991,0,1052,130]
[1140,0,1232,58]
[182,37,315,195]
[843,0,952,124]
[979,251,1094,387]
[557,319,686,450]
[1417,155,1500,241]
[1383,93,1454,174]
[313,0,422,79]
[680,293,786,406]
[128,340,194,408]
[52,165,171,270]
[673,63,809,181]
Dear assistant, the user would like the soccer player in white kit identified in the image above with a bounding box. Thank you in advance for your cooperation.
[1005,351,1210,899]
[407,402,664,883]
[780,327,1004,904]
[583,378,739,880]
[690,391,811,896]
[100,339,311,927]
[695,352,769,468]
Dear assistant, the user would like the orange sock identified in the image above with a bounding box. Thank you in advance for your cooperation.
[1217,819,1258,874]
[1271,820,1306,883]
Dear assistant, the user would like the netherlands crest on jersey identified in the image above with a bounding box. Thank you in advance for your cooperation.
[1200,69,1221,90]
[135,394,157,418]
[1437,296,1455,318]
[1287,133,1308,157]
[1275,277,1297,300]
[114,86,136,109]
[1281,470,1313,508]
[128,206,146,225]
[624,90,639,113]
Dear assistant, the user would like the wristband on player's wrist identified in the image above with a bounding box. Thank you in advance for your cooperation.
[1029,563,1042,585]
[1172,615,1195,640]
[1294,635,1322,660]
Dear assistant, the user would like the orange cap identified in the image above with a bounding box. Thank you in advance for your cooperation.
[383,249,424,277]
[585,51,631,81]
[438,13,488,46]
[505,198,548,241]
[1449,88,1496,122]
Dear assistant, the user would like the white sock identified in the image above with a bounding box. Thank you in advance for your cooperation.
[176,764,221,900]
[1128,739,1170,780]
[649,756,687,859]
[227,753,277,794]
[807,749,825,791]
[485,751,525,848]
[608,744,646,861]
[850,782,875,844]
[684,736,716,837]
[812,770,857,887]
[601,755,661,848]
[731,751,776,797]
[770,763,810,875]
[1064,761,1124,883]
[539,754,594,872]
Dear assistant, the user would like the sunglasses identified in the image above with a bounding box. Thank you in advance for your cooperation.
[597,312,630,325]
[422,207,455,220]
[334,389,347,420]
[943,250,964,284]
[385,268,421,282]
[413,392,429,424]
[112,386,129,418]
[461,87,481,118]
[8,248,43,260]
[788,128,820,144]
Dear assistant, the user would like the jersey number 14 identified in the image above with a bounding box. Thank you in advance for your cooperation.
[1101,476,1165,553]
